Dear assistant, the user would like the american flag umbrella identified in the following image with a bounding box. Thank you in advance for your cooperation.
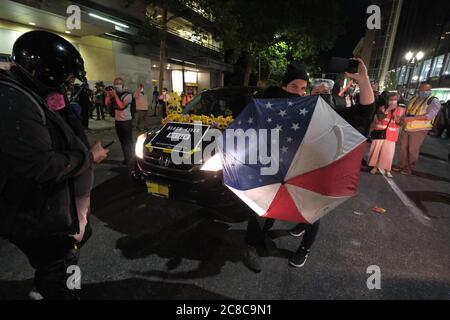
[219,96,367,224]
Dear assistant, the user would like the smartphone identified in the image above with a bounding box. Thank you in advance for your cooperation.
[104,141,115,148]
[328,57,359,74]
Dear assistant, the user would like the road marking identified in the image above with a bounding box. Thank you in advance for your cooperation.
[380,172,432,227]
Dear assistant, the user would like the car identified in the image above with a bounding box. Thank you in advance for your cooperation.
[133,86,260,208]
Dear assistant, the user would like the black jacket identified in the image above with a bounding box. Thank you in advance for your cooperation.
[0,69,93,239]
[256,86,375,137]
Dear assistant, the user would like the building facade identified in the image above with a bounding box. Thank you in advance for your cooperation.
[355,0,450,100]
[0,0,231,99]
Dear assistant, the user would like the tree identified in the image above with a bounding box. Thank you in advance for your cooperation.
[142,0,214,92]
[201,0,345,85]
[383,71,398,91]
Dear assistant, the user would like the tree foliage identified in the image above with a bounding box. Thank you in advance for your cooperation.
[139,0,346,86]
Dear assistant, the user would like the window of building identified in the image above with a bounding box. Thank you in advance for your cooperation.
[395,67,401,83]
[420,59,432,82]
[411,62,423,83]
[398,66,407,85]
[442,54,450,76]
[430,55,445,77]
[184,71,198,84]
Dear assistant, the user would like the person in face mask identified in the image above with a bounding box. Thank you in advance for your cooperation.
[243,59,375,273]
[393,83,441,176]
[368,93,404,178]
[0,30,109,300]
[105,77,134,165]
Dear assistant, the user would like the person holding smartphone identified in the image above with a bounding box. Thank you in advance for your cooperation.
[244,58,375,272]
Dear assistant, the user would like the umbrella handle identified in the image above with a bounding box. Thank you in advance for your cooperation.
[333,125,344,160]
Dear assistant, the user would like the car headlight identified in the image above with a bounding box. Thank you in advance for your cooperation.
[135,133,147,159]
[201,154,223,172]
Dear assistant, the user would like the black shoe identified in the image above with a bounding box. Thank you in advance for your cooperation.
[289,247,310,268]
[289,224,306,237]
[243,245,262,273]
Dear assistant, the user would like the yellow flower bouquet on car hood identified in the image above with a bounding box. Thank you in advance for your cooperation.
[162,114,234,130]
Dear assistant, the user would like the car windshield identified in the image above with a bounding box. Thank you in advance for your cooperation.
[183,89,255,117]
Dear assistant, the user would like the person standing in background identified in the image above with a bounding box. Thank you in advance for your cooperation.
[368,93,404,178]
[394,83,441,176]
[152,86,159,116]
[159,88,170,118]
[134,84,149,131]
[93,82,106,121]
[105,77,134,165]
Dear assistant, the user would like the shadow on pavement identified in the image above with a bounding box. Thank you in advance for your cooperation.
[412,171,450,184]
[404,191,450,218]
[90,166,292,280]
[0,278,230,300]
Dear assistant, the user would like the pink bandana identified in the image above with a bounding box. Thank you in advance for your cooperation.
[46,92,66,111]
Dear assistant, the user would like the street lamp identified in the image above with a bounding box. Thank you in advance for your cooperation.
[404,51,425,98]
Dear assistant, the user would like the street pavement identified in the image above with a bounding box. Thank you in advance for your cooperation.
[0,126,449,300]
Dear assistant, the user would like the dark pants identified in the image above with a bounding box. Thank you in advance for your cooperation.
[245,213,320,251]
[92,103,105,120]
[115,120,134,164]
[160,101,167,118]
[10,236,80,300]
[136,110,148,130]
[291,221,321,251]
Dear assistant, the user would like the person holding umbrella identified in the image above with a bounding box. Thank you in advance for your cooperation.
[242,59,375,272]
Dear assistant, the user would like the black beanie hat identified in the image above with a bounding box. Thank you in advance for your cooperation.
[282,61,309,86]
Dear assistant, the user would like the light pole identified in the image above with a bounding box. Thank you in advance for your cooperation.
[404,51,424,99]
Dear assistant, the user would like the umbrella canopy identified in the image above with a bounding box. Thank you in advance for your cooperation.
[219,96,366,224]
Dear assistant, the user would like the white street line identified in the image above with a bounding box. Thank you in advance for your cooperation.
[381,173,432,227]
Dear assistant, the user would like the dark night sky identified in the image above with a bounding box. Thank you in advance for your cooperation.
[317,0,371,72]
[328,0,371,57]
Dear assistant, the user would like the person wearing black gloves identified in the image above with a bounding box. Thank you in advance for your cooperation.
[0,31,109,299]
[244,59,375,272]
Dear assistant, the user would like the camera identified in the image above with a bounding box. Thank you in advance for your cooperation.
[328,57,360,74]
[105,86,114,91]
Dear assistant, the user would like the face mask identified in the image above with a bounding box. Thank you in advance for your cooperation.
[419,91,432,99]
[388,99,398,108]
[46,92,66,111]
[114,85,123,92]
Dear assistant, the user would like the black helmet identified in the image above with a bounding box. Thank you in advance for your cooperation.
[12,31,87,90]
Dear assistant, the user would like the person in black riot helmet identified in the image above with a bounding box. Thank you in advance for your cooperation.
[0,31,109,299]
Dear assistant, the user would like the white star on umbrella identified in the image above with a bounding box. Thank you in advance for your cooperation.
[299,108,309,116]
[291,123,300,131]
[265,102,273,110]
[287,137,293,143]
[248,117,254,124]
[281,146,289,154]
[288,101,294,106]
[279,110,287,117]
[238,121,242,125]
[267,117,273,123]
[275,124,283,131]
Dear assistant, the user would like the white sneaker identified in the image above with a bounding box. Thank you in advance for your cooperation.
[28,288,44,301]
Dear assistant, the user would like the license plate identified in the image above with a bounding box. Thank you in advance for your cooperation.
[146,181,170,198]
